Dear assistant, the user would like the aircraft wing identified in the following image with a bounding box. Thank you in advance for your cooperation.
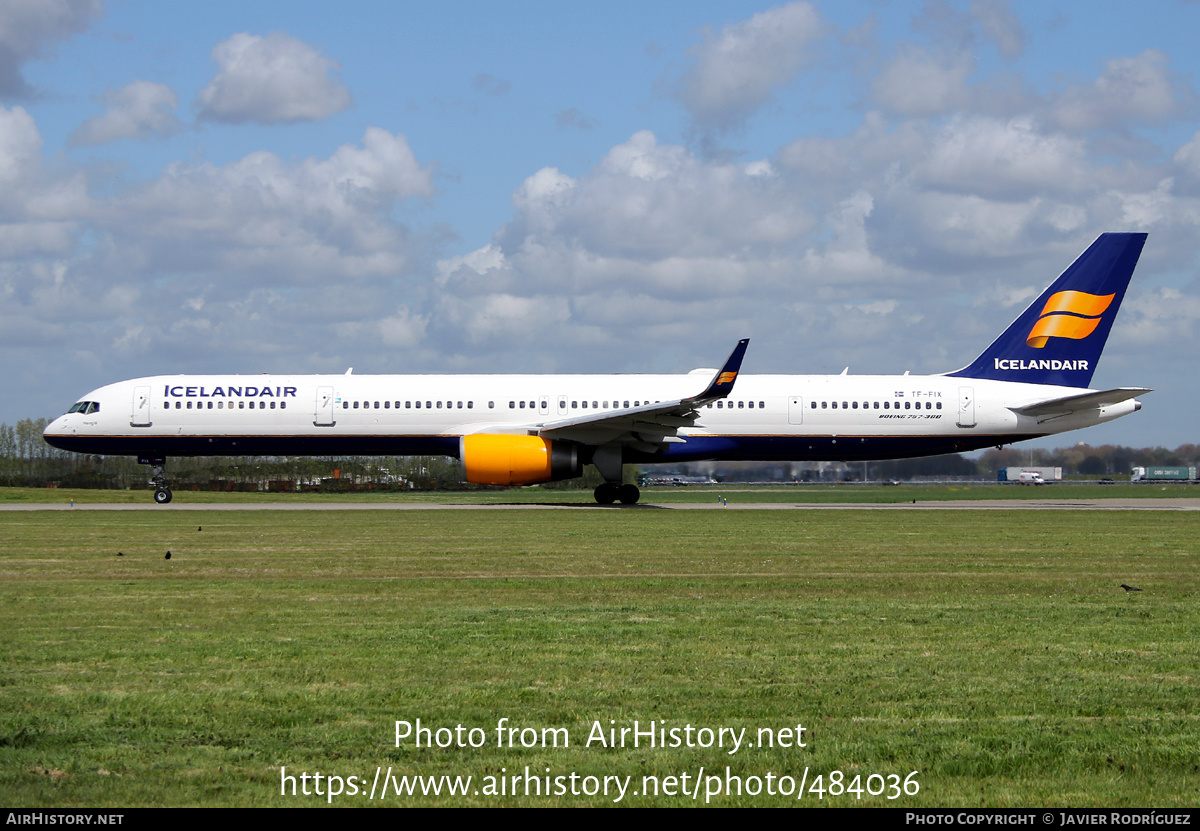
[536,339,749,449]
[1011,387,1151,418]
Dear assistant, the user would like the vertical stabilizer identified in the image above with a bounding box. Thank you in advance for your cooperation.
[947,233,1146,388]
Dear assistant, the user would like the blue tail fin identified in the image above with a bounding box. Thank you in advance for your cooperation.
[947,233,1146,388]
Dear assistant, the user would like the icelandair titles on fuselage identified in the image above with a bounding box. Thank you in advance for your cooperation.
[993,359,1089,372]
[164,385,298,399]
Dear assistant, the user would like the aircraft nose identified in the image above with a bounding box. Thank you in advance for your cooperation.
[43,415,71,447]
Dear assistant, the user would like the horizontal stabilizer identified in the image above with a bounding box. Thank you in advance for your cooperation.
[1010,387,1150,417]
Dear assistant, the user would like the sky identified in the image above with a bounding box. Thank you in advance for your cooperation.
[4,0,1200,450]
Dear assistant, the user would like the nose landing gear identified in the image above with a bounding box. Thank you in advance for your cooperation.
[139,455,172,504]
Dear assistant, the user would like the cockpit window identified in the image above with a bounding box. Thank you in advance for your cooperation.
[67,401,100,415]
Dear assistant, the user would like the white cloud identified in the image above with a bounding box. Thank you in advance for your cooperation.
[0,106,88,255]
[93,127,434,288]
[872,48,972,116]
[970,0,1024,59]
[914,116,1090,199]
[675,1,823,132]
[379,306,428,350]
[69,81,183,146]
[195,32,353,124]
[1050,49,1194,132]
[0,0,101,99]
[1174,131,1200,177]
[472,74,511,98]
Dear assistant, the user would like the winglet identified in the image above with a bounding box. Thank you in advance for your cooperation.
[685,339,749,406]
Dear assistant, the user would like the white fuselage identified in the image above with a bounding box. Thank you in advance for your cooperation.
[43,371,1140,464]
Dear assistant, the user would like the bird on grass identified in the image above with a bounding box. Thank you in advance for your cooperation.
[165,551,172,560]
[1120,583,1141,592]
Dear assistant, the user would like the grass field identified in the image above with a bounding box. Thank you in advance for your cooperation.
[1,502,1197,806]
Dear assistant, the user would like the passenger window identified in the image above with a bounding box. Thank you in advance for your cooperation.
[759,402,764,408]
[851,401,857,409]
[738,401,744,409]
[239,402,245,409]
[937,402,942,410]
[468,401,473,409]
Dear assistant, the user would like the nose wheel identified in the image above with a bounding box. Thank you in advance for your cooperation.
[140,455,172,504]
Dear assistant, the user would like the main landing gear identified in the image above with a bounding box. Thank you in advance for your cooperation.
[594,482,640,505]
[139,455,172,504]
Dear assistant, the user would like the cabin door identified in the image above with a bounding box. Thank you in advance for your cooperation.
[315,386,336,426]
[788,396,804,425]
[957,386,976,428]
[131,386,152,426]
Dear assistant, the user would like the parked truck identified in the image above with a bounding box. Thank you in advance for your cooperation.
[998,466,1063,484]
[1131,466,1197,482]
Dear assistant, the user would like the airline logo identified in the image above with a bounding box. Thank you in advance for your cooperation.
[716,371,738,385]
[1025,291,1115,349]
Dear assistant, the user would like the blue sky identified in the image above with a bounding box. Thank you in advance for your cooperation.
[4,0,1200,450]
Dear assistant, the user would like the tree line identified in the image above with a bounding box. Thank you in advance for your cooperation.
[5,416,1196,490]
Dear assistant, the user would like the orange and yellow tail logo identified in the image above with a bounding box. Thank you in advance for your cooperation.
[716,371,738,385]
[1026,291,1114,348]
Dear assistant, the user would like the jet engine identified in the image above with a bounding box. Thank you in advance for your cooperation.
[459,434,582,486]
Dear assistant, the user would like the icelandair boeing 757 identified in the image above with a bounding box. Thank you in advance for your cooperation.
[44,233,1150,504]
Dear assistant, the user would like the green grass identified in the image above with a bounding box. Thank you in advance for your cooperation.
[1,509,1197,806]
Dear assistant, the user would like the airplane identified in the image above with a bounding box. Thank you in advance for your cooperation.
[43,232,1150,505]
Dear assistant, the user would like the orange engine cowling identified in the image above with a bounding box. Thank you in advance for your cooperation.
[459,434,582,486]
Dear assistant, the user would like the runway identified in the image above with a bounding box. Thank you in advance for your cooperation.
[4,498,1200,511]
